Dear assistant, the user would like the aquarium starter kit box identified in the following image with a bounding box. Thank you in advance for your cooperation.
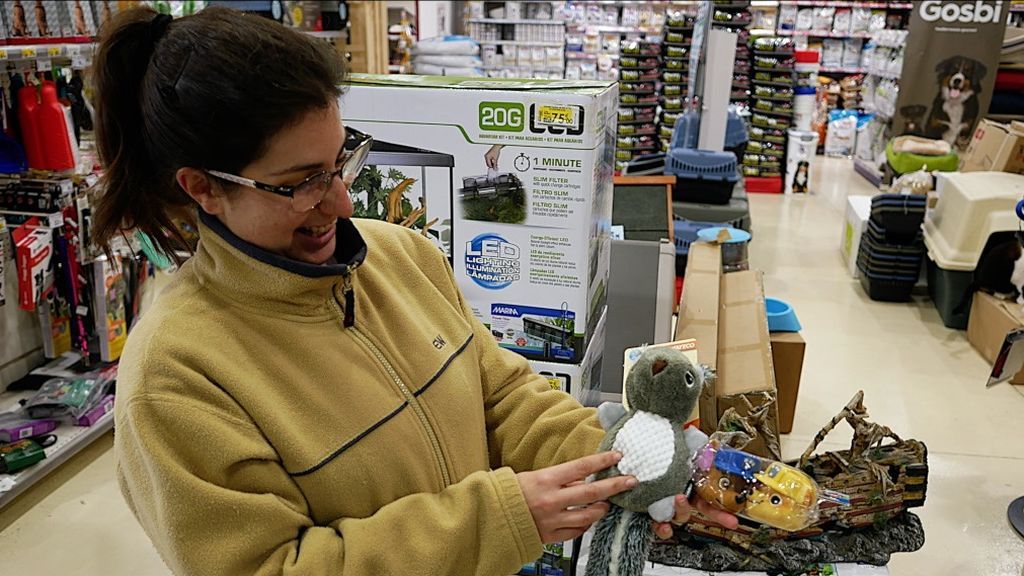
[343,75,617,364]
[528,308,606,407]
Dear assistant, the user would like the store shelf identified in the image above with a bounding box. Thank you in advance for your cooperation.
[777,29,872,39]
[304,30,346,39]
[566,23,663,34]
[820,66,865,74]
[482,65,565,72]
[0,43,96,62]
[865,68,901,80]
[751,107,794,118]
[752,79,796,88]
[477,40,564,47]
[468,18,566,25]
[0,404,114,510]
[754,66,795,74]
[566,52,620,60]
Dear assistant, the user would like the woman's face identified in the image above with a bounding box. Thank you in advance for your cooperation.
[213,104,353,265]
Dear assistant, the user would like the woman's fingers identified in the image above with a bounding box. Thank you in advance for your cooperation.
[560,502,611,529]
[560,474,636,508]
[694,497,740,530]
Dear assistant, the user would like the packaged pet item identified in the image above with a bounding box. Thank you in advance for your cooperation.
[0,412,59,443]
[93,254,128,362]
[778,4,797,31]
[869,10,886,32]
[4,0,65,40]
[813,6,835,32]
[692,439,849,531]
[13,217,54,312]
[851,7,871,34]
[584,347,712,576]
[822,39,843,68]
[62,0,95,37]
[843,38,863,69]
[796,9,813,31]
[0,436,55,474]
[24,373,114,420]
[825,109,859,157]
[832,8,851,35]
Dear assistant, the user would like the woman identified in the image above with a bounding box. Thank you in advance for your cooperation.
[96,8,732,575]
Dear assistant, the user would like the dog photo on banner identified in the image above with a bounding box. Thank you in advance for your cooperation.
[893,1,1008,151]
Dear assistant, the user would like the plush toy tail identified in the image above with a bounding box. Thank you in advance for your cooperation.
[584,505,654,576]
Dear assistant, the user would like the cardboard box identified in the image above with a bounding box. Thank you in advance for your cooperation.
[528,307,607,407]
[960,119,1024,174]
[967,292,1024,384]
[841,195,871,279]
[344,75,618,363]
[674,242,722,434]
[716,270,781,459]
[770,331,806,434]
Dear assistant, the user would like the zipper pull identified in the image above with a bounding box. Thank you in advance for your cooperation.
[342,264,358,328]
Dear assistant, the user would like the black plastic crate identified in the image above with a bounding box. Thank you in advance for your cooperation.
[870,195,927,244]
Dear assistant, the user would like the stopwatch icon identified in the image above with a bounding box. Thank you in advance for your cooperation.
[514,153,531,172]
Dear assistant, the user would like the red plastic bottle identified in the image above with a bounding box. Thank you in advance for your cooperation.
[17,83,45,170]
[37,81,75,171]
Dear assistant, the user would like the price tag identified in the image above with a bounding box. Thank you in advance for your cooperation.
[71,56,88,69]
[36,59,52,72]
[21,47,37,59]
[47,46,61,57]
[66,44,81,57]
[76,305,89,317]
[46,211,64,228]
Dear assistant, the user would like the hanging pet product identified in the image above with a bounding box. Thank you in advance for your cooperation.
[458,172,526,225]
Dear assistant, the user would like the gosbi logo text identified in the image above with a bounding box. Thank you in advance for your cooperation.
[919,1,1003,23]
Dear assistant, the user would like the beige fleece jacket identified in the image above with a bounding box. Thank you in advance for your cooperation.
[115,216,603,575]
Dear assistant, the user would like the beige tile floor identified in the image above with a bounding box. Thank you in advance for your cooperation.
[0,158,1023,575]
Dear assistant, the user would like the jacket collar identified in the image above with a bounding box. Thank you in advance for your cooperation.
[192,212,368,317]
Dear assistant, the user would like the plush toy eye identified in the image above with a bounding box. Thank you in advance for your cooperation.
[719,477,731,489]
[770,494,783,506]
[685,372,695,386]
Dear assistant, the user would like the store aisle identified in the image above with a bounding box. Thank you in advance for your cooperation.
[0,159,1022,576]
[754,157,1024,576]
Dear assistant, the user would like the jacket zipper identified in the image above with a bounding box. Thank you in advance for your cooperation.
[331,270,452,487]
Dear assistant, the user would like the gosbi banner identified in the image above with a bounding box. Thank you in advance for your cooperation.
[893,1,1008,151]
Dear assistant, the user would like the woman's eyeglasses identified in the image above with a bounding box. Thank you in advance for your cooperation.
[205,132,373,213]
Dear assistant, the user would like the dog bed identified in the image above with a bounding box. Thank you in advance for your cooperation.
[885,139,959,175]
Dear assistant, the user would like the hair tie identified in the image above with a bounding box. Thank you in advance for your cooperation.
[149,13,173,44]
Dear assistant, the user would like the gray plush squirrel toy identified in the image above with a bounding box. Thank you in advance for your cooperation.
[584,347,711,576]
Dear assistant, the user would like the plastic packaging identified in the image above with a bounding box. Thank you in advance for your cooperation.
[412,36,480,56]
[692,440,848,531]
[824,110,859,157]
[24,373,115,420]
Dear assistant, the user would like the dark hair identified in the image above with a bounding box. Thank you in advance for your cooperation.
[92,7,347,259]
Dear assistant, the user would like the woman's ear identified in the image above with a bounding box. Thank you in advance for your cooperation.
[176,167,223,215]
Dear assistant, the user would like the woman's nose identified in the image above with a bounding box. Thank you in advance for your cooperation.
[316,173,354,218]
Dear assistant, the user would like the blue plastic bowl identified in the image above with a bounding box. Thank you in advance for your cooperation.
[766,297,802,332]
[697,226,751,244]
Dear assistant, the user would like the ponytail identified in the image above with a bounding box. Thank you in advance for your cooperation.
[91,7,347,261]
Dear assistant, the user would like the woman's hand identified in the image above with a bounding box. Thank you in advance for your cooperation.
[484,145,503,169]
[652,494,740,540]
[516,451,636,544]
